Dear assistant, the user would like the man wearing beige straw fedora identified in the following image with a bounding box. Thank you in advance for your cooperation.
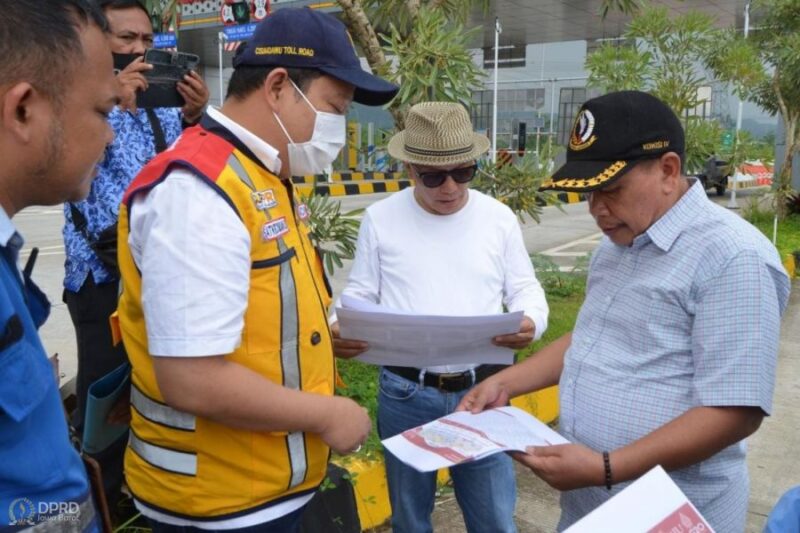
[331,102,549,532]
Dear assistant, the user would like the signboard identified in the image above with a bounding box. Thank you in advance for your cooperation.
[222,22,257,42]
[221,0,251,25]
[721,130,734,150]
[153,32,177,49]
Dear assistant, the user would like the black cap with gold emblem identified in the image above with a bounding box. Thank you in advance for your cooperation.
[540,90,685,192]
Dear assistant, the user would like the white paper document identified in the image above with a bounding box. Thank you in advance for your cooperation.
[381,406,569,472]
[565,465,715,533]
[335,297,523,367]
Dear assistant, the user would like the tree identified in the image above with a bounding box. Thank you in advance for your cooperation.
[143,0,180,33]
[336,0,486,130]
[584,5,725,173]
[705,0,800,218]
[337,0,644,130]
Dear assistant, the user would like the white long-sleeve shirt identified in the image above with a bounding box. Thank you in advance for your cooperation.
[338,187,549,373]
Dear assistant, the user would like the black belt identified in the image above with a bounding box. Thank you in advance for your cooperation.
[384,364,508,393]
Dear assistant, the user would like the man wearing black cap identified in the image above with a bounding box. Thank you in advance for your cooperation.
[460,91,790,530]
[114,7,398,532]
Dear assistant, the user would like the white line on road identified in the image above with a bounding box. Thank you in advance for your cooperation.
[541,232,602,256]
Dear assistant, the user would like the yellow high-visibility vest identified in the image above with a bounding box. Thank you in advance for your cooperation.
[117,124,334,520]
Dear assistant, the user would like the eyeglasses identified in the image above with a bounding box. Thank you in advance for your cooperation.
[415,164,478,188]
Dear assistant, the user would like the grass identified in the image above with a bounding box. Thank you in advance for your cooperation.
[742,197,800,260]
[517,288,585,362]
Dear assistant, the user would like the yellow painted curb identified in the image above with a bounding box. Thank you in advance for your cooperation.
[336,386,560,530]
[784,253,796,279]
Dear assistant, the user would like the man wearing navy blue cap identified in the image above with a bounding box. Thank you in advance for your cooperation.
[460,90,790,531]
[115,7,398,532]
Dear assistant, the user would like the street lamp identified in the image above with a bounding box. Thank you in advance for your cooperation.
[728,0,751,209]
[491,17,501,164]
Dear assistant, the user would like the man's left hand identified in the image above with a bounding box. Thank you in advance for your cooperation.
[513,443,604,491]
[493,316,535,350]
[178,71,209,124]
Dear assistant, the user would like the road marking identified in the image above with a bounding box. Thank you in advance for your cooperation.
[541,232,602,256]
[17,209,63,216]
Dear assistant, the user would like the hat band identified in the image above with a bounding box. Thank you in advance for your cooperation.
[404,143,474,157]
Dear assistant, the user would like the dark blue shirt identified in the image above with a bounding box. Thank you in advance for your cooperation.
[62,107,182,291]
[0,208,99,531]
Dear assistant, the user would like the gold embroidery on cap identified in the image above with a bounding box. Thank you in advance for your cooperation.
[255,46,315,57]
[642,140,669,150]
[544,161,627,189]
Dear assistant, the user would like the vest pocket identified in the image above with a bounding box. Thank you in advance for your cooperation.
[252,247,296,269]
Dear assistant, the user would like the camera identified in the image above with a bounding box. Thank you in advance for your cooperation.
[113,49,201,109]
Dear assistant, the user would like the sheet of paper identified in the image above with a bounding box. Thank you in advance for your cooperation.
[339,294,412,315]
[565,465,715,533]
[382,406,568,472]
[336,305,523,367]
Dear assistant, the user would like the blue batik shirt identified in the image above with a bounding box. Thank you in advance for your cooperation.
[557,181,790,532]
[62,107,182,292]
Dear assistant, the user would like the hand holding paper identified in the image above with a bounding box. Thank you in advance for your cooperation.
[382,406,568,472]
[513,443,605,491]
[335,296,522,367]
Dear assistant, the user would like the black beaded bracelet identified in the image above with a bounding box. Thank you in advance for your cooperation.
[602,451,612,490]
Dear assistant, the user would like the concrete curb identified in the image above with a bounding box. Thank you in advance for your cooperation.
[784,253,796,279]
[334,386,560,530]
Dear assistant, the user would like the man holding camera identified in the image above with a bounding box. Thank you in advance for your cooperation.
[60,0,208,513]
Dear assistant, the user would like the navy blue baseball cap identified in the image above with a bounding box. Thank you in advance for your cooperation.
[233,8,398,106]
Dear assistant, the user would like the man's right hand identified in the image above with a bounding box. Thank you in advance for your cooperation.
[117,56,152,112]
[456,376,510,414]
[318,396,371,455]
[330,322,368,359]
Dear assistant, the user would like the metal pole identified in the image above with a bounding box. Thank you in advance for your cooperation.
[492,17,501,164]
[728,0,750,209]
[218,32,225,106]
[549,79,556,140]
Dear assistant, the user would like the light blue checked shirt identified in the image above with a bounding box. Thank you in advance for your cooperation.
[558,181,791,532]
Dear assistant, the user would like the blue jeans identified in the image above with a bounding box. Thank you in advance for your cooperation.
[145,505,305,533]
[377,368,517,533]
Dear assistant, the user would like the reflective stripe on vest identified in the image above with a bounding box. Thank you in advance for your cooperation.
[22,493,96,533]
[129,432,197,476]
[131,385,196,431]
[278,237,306,488]
[225,157,308,489]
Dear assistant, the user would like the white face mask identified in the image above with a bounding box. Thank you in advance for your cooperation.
[273,80,347,176]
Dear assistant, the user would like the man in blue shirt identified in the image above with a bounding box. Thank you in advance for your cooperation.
[61,0,208,510]
[460,91,791,531]
[0,0,119,530]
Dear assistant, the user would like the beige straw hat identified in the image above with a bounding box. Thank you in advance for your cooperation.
[387,102,490,166]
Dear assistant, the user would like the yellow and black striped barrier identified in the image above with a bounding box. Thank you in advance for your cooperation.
[295,179,413,197]
[292,176,584,202]
[555,192,584,204]
[291,172,403,184]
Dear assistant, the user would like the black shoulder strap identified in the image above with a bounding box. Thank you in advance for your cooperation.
[145,108,168,154]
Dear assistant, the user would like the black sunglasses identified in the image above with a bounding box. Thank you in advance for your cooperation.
[415,164,479,188]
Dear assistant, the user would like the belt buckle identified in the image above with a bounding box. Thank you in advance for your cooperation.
[437,372,466,392]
